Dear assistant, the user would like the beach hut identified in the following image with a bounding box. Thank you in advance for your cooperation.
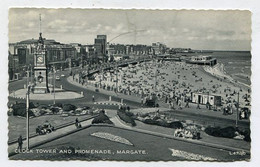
[191,92,221,106]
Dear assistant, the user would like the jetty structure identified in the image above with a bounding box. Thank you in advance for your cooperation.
[186,55,217,66]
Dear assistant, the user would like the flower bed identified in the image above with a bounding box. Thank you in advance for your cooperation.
[169,148,217,161]
[91,132,133,146]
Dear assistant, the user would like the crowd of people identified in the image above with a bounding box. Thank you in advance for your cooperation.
[72,59,251,116]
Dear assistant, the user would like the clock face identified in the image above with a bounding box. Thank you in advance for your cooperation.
[37,55,44,64]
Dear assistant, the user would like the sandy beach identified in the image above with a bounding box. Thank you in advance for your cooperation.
[85,60,250,110]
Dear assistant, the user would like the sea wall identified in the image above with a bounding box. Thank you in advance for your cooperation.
[202,63,250,89]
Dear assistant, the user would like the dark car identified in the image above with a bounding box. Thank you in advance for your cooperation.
[145,95,159,107]
[36,123,55,135]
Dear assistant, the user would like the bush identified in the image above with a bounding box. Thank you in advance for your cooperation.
[92,111,113,124]
[125,111,134,117]
[142,119,183,129]
[139,113,149,118]
[157,120,169,127]
[205,126,243,139]
[37,104,49,110]
[51,107,60,114]
[12,103,35,117]
[82,106,90,110]
[29,102,36,108]
[63,104,77,111]
[169,121,183,129]
[53,103,63,108]
[117,111,136,126]
[143,119,158,125]
[240,129,251,142]
[39,110,47,115]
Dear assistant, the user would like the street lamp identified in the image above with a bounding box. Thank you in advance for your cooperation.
[236,92,240,128]
[26,64,32,88]
[26,85,30,150]
[26,67,29,88]
[53,66,56,104]
[30,64,33,84]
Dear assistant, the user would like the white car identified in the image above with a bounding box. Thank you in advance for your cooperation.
[61,74,65,77]
[55,76,60,80]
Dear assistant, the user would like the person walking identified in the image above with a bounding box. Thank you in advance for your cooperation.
[197,103,201,109]
[75,118,81,128]
[185,99,190,108]
[17,135,23,152]
[92,95,95,102]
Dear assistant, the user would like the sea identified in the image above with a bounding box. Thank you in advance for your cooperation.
[210,51,251,86]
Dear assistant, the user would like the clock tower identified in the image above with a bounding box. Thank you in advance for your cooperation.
[33,15,49,93]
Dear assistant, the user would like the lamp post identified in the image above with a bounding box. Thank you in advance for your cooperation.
[26,85,30,150]
[30,64,33,84]
[26,66,29,88]
[53,67,56,104]
[236,92,240,128]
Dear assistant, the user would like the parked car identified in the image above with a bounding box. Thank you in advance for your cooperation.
[36,122,55,135]
[61,112,69,117]
[55,76,60,81]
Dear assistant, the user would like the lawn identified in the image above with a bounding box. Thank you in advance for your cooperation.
[11,126,250,161]
[8,114,93,142]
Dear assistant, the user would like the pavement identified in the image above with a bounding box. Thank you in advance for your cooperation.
[9,88,83,100]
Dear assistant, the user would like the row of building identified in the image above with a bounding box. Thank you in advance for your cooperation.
[107,42,167,56]
[8,34,171,80]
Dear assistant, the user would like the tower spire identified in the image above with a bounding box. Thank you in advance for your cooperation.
[38,14,43,44]
[39,14,42,35]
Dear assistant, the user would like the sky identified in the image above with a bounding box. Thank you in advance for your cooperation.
[9,8,251,51]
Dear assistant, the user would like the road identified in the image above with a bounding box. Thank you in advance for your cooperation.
[8,68,249,130]
[8,69,142,109]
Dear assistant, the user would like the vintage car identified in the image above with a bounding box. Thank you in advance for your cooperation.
[55,76,61,81]
[36,122,55,135]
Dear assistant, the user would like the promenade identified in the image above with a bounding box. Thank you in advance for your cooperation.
[67,75,250,125]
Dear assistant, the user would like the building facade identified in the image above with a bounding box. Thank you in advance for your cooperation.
[94,35,107,62]
[8,38,78,79]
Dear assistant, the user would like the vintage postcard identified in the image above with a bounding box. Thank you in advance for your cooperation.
[8,8,251,161]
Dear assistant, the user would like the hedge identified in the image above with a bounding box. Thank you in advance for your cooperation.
[205,126,251,142]
[12,103,35,117]
[63,104,77,111]
[117,111,136,126]
[205,126,236,138]
[53,103,63,108]
[143,119,183,129]
[92,111,113,124]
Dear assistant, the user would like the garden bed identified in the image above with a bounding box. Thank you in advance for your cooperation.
[117,110,136,126]
[205,126,250,142]
[92,110,113,125]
